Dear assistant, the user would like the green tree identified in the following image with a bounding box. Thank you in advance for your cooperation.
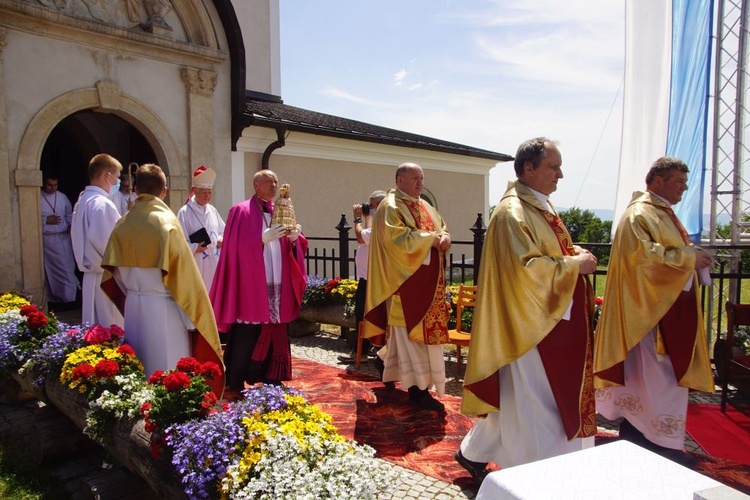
[558,207,612,265]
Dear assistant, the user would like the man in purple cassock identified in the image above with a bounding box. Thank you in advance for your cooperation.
[210,169,307,394]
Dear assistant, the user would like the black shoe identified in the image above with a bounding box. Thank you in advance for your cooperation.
[337,354,356,364]
[454,450,489,484]
[371,356,396,389]
[408,386,445,412]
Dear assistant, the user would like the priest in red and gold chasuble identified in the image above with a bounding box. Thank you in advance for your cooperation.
[594,157,714,452]
[457,138,599,475]
[363,163,451,411]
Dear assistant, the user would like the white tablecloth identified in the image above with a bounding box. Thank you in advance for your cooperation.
[477,440,722,500]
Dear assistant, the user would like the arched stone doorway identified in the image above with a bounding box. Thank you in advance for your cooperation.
[15,82,185,305]
[40,111,158,208]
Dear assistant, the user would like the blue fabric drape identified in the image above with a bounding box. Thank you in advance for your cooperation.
[666,0,714,241]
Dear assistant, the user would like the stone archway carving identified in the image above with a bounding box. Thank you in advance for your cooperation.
[15,80,183,299]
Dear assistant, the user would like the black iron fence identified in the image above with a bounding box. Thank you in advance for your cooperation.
[304,213,750,338]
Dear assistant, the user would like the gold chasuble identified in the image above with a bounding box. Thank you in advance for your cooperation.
[593,191,713,393]
[461,181,596,440]
[363,188,449,346]
[100,194,225,394]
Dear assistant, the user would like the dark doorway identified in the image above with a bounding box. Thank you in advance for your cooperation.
[40,111,157,205]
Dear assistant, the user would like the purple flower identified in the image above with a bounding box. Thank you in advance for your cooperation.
[28,325,86,387]
[166,384,301,499]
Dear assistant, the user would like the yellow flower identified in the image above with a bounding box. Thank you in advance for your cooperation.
[0,292,31,314]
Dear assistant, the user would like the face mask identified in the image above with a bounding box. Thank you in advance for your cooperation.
[109,178,121,196]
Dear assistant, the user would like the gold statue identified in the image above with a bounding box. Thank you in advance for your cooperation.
[271,183,297,233]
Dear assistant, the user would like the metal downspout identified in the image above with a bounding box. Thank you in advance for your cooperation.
[261,128,287,169]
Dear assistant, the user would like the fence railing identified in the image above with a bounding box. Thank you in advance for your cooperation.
[304,214,750,340]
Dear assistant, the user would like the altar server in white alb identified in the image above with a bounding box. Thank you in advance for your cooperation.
[40,173,78,305]
[71,153,124,327]
[177,166,225,292]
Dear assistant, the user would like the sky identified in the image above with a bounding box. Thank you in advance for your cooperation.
[278,0,625,212]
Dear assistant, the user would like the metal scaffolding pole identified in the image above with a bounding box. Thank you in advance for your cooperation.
[709,0,750,338]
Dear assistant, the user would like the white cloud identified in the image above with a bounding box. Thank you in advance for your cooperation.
[319,87,385,107]
[394,69,407,85]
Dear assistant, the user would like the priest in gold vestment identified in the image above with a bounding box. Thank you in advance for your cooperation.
[455,138,599,481]
[594,157,714,455]
[363,162,451,412]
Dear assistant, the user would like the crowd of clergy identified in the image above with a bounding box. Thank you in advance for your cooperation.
[40,137,714,482]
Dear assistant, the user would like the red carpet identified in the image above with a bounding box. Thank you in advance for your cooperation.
[287,357,488,488]
[686,403,750,465]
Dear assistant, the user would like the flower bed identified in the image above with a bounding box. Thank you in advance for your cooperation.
[0,291,402,499]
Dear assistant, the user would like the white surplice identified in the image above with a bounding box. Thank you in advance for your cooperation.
[110,189,137,216]
[460,346,594,469]
[71,186,123,327]
[40,190,78,303]
[114,267,193,377]
[596,329,689,450]
[176,198,226,293]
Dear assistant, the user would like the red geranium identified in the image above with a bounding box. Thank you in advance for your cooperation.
[71,363,95,380]
[162,371,192,391]
[199,361,222,380]
[176,357,201,374]
[84,325,111,344]
[19,305,38,317]
[26,311,48,329]
[109,324,125,338]
[148,370,164,384]
[595,297,604,306]
[117,344,136,356]
[94,359,120,378]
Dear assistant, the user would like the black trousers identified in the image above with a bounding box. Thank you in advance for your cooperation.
[223,323,268,390]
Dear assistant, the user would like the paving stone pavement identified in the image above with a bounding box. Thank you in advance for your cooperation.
[290,326,717,499]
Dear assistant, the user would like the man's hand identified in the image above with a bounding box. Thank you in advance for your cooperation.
[352,204,363,219]
[216,237,223,249]
[194,242,208,254]
[262,224,286,244]
[573,250,598,275]
[694,247,714,270]
[289,224,302,242]
[45,214,61,225]
[433,233,451,251]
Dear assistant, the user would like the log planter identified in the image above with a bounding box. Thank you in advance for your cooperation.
[7,371,186,498]
[298,304,356,330]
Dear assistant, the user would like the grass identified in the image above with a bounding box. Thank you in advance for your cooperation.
[0,447,68,500]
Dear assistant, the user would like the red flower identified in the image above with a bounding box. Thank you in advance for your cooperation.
[199,362,222,380]
[26,311,48,329]
[84,325,111,345]
[149,436,163,459]
[94,359,120,378]
[109,324,125,338]
[162,371,192,391]
[71,363,95,380]
[117,344,136,356]
[66,328,80,337]
[144,419,158,433]
[201,391,218,410]
[140,402,152,413]
[148,371,165,384]
[19,305,38,317]
[176,357,200,374]
[595,297,604,306]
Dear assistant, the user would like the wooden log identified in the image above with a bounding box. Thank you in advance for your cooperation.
[30,414,94,465]
[79,467,161,500]
[40,375,186,498]
[298,304,356,329]
[10,369,46,401]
